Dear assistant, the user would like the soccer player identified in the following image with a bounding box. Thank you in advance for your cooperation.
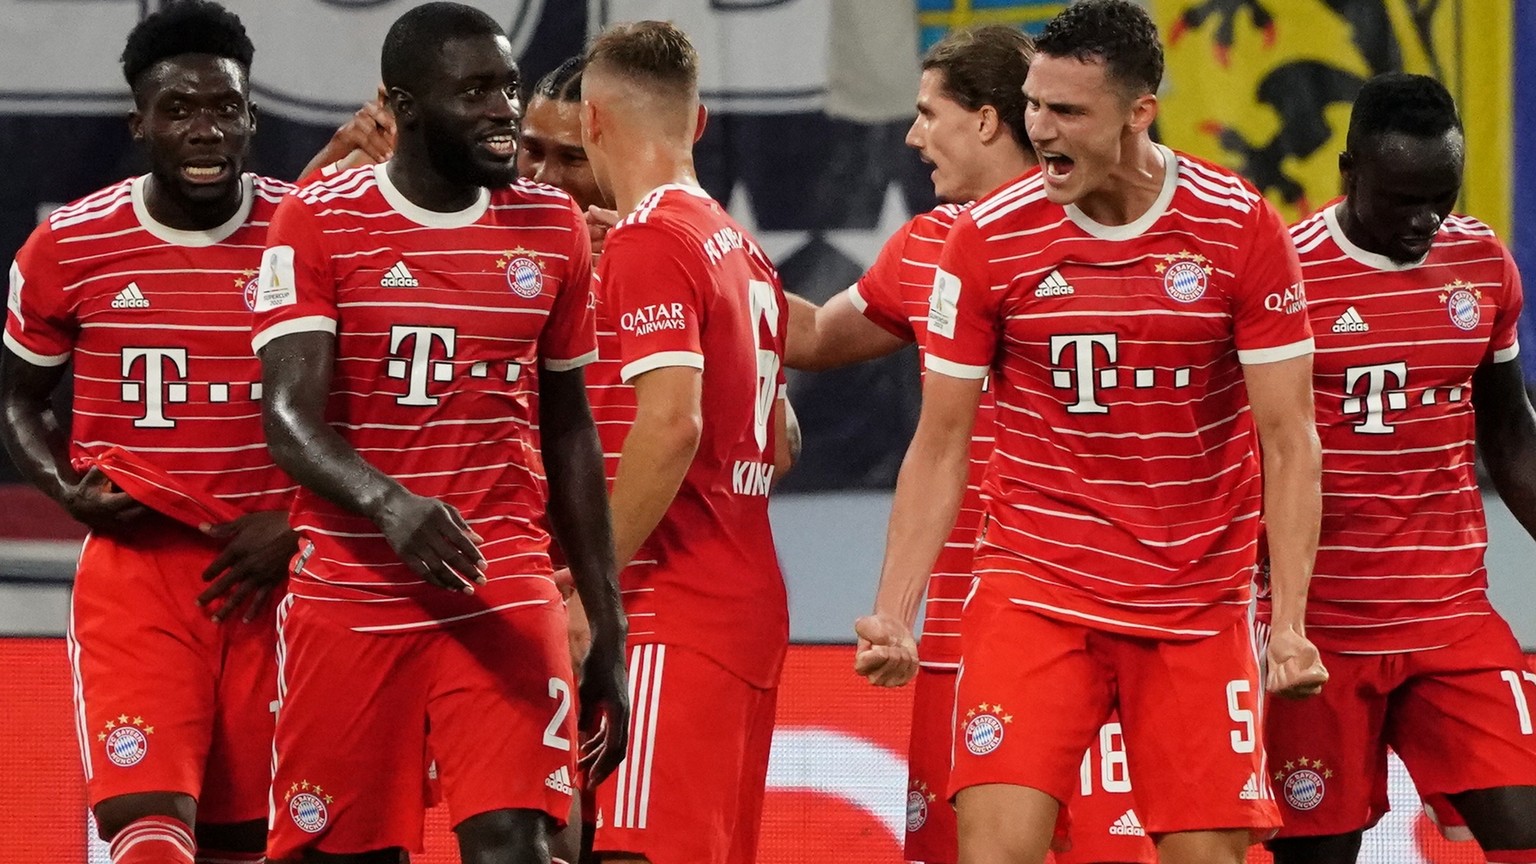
[252,3,628,862]
[785,25,1152,864]
[855,3,1329,864]
[1264,73,1536,864]
[0,3,293,862]
[577,21,792,864]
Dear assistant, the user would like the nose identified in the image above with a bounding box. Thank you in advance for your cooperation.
[904,116,924,152]
[536,160,561,187]
[486,90,516,122]
[187,108,224,144]
[1409,208,1442,236]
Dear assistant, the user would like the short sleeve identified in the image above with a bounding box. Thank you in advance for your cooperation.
[1232,199,1314,365]
[600,223,705,383]
[251,196,338,353]
[1489,242,1524,364]
[541,199,598,371]
[848,218,919,340]
[3,223,76,367]
[922,212,998,380]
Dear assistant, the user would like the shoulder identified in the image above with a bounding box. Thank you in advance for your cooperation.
[906,203,968,239]
[291,164,378,209]
[250,174,296,218]
[1440,212,1500,242]
[1171,150,1263,218]
[966,171,1049,231]
[501,177,580,214]
[43,177,137,237]
[1287,206,1333,257]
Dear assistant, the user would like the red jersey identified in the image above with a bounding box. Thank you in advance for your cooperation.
[4,174,295,516]
[595,184,788,687]
[250,164,596,633]
[925,148,1312,639]
[847,203,993,668]
[1283,203,1520,653]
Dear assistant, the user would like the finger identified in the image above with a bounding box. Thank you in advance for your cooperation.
[211,578,258,623]
[442,505,486,548]
[196,567,242,607]
[243,582,277,624]
[426,525,485,585]
[200,544,238,583]
[408,547,464,592]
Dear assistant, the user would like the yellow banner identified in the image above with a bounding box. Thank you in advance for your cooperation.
[1154,0,1511,233]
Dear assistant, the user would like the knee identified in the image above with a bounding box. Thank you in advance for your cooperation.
[93,792,196,841]
[1155,830,1250,864]
[456,808,553,862]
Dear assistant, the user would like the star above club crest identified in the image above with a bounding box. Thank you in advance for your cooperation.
[727,183,810,266]
[824,183,913,270]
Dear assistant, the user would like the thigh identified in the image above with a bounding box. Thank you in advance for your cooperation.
[1265,650,1391,838]
[267,597,432,861]
[950,585,1112,805]
[1389,616,1536,801]
[71,530,219,811]
[428,604,577,829]
[1056,718,1156,864]
[906,667,960,864]
[725,682,777,864]
[1113,620,1280,838]
[592,644,759,864]
[202,598,281,825]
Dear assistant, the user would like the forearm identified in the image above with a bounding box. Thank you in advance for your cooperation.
[0,396,77,503]
[609,416,698,568]
[1483,426,1536,539]
[266,409,403,520]
[540,382,623,635]
[1261,427,1322,631]
[873,432,970,627]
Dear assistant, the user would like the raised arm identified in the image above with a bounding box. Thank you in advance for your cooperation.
[1243,354,1327,698]
[785,290,907,371]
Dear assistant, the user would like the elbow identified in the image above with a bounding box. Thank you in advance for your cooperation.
[261,402,307,477]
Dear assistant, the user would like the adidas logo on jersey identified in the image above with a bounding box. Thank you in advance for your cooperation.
[544,765,573,796]
[1034,269,1074,298]
[381,261,419,288]
[1109,809,1145,837]
[111,282,150,309]
[1239,773,1263,801]
[1332,306,1369,333]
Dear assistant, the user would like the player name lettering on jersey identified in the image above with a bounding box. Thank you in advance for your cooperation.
[1264,203,1519,653]
[731,459,775,497]
[703,225,746,264]
[4,173,295,515]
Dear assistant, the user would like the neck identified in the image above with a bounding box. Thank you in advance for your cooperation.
[609,139,701,215]
[387,143,483,213]
[1334,199,1374,254]
[1074,134,1164,226]
[961,144,1035,202]
[143,174,243,231]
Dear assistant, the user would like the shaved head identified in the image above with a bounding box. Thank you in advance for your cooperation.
[583,20,699,138]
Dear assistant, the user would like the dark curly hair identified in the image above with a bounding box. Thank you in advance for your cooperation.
[121,0,254,98]
[1346,72,1462,153]
[381,2,509,94]
[532,56,584,105]
[922,25,1034,146]
[1034,0,1163,97]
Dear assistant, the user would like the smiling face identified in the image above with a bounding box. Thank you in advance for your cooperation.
[1342,128,1463,264]
[130,54,254,211]
[517,93,607,210]
[1023,52,1151,206]
[905,69,995,203]
[412,33,521,189]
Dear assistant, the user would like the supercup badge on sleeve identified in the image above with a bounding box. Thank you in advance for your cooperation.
[7,261,22,318]
[255,246,297,312]
[928,268,962,340]
[496,248,546,299]
[100,714,153,767]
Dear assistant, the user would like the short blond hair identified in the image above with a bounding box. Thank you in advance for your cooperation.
[584,20,698,95]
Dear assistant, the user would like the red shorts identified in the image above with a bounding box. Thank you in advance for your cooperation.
[952,583,1280,838]
[68,520,278,824]
[908,668,1154,864]
[1265,613,1536,838]
[268,597,576,861]
[593,644,777,864]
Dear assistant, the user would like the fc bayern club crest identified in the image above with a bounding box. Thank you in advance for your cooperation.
[497,249,545,299]
[98,714,153,767]
[1278,757,1329,811]
[1440,280,1482,331]
[237,269,259,311]
[1156,250,1212,303]
[963,703,1011,756]
[286,780,332,833]
[907,780,936,832]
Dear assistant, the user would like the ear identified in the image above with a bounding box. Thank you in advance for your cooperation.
[388,86,416,126]
[693,104,709,143]
[128,106,145,141]
[580,99,599,145]
[1338,150,1354,196]
[976,104,1003,145]
[247,101,260,135]
[1126,92,1157,136]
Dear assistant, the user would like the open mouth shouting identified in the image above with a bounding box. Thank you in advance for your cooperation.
[181,159,232,185]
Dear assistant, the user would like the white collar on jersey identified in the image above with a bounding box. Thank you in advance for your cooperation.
[131,173,254,247]
[626,182,713,215]
[1064,143,1178,241]
[1323,202,1430,272]
[374,162,490,228]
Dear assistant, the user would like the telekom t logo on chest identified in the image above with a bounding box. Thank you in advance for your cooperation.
[120,348,188,429]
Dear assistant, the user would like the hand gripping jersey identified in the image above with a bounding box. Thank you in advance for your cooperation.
[251,164,597,632]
